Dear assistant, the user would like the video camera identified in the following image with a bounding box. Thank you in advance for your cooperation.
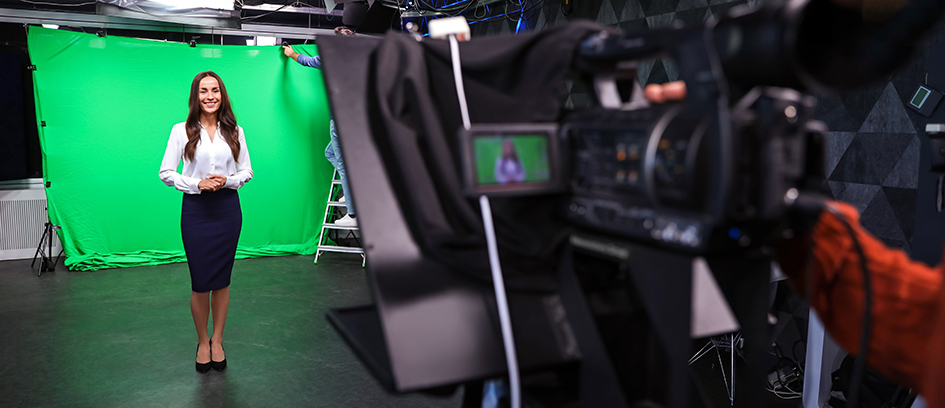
[460,88,824,253]
[459,0,942,253]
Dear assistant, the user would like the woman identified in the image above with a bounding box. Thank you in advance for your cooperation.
[493,138,526,184]
[159,71,252,373]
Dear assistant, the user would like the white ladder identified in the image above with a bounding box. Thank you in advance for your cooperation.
[314,169,365,266]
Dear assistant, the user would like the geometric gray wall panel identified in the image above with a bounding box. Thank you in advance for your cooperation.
[824,131,856,178]
[859,83,918,134]
[882,135,921,189]
[827,181,881,213]
[829,133,916,185]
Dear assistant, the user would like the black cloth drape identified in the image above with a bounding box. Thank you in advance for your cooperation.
[366,22,616,291]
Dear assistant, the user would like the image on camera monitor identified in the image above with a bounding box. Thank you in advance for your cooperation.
[473,134,551,186]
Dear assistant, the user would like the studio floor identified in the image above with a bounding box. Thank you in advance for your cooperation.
[0,254,460,408]
[0,252,806,408]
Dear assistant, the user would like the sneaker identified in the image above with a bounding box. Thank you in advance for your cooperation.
[334,214,357,227]
[338,196,346,203]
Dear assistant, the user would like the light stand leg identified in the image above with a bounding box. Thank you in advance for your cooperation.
[730,333,735,406]
[32,214,63,276]
[30,222,48,271]
[47,220,55,272]
[32,222,55,276]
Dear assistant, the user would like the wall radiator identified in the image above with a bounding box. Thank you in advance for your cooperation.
[0,187,61,261]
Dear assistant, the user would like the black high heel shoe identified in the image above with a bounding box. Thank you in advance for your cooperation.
[211,340,227,372]
[196,343,212,373]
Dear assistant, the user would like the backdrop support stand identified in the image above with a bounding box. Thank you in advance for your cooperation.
[31,208,62,276]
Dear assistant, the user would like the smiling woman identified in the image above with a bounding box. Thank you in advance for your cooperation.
[159,70,253,374]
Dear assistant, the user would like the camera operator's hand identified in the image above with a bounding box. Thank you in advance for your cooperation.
[644,81,687,103]
[282,45,300,61]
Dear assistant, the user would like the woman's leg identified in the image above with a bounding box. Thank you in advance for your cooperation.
[191,291,211,363]
[210,286,230,360]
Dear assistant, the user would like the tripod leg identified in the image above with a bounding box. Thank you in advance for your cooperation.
[31,223,49,269]
[54,248,64,267]
[31,243,41,269]
[730,333,735,406]
[689,340,717,365]
[47,222,55,272]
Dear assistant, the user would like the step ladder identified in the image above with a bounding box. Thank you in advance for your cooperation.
[315,169,365,267]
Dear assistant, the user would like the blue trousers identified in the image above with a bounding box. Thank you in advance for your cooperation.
[325,119,355,214]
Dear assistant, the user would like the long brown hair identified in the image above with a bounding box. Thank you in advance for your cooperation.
[184,71,240,162]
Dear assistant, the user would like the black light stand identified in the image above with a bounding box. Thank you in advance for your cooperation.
[31,207,63,276]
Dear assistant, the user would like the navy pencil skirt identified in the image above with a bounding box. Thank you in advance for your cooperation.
[181,189,242,293]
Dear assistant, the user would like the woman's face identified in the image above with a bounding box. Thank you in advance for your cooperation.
[198,76,222,115]
[503,140,515,156]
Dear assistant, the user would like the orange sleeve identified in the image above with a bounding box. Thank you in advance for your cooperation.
[779,200,945,392]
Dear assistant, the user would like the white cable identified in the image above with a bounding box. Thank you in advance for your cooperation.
[479,195,521,408]
[448,34,472,131]
[449,32,514,407]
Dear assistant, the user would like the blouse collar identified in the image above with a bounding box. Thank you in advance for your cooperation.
[199,121,221,129]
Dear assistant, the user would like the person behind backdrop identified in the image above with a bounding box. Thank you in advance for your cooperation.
[493,138,526,184]
[159,71,253,373]
[281,26,359,227]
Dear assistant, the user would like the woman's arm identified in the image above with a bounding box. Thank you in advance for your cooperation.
[513,160,526,182]
[223,127,253,190]
[494,158,508,184]
[159,125,203,194]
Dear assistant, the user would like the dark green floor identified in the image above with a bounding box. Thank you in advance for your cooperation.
[0,254,461,408]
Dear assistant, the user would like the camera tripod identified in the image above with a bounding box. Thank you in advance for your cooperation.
[31,212,63,276]
[690,332,744,406]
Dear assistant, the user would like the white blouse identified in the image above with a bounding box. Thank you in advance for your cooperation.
[159,122,253,194]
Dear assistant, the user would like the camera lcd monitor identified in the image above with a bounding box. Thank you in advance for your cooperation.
[460,124,562,196]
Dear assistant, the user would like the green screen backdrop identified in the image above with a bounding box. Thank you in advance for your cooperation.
[28,27,333,271]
